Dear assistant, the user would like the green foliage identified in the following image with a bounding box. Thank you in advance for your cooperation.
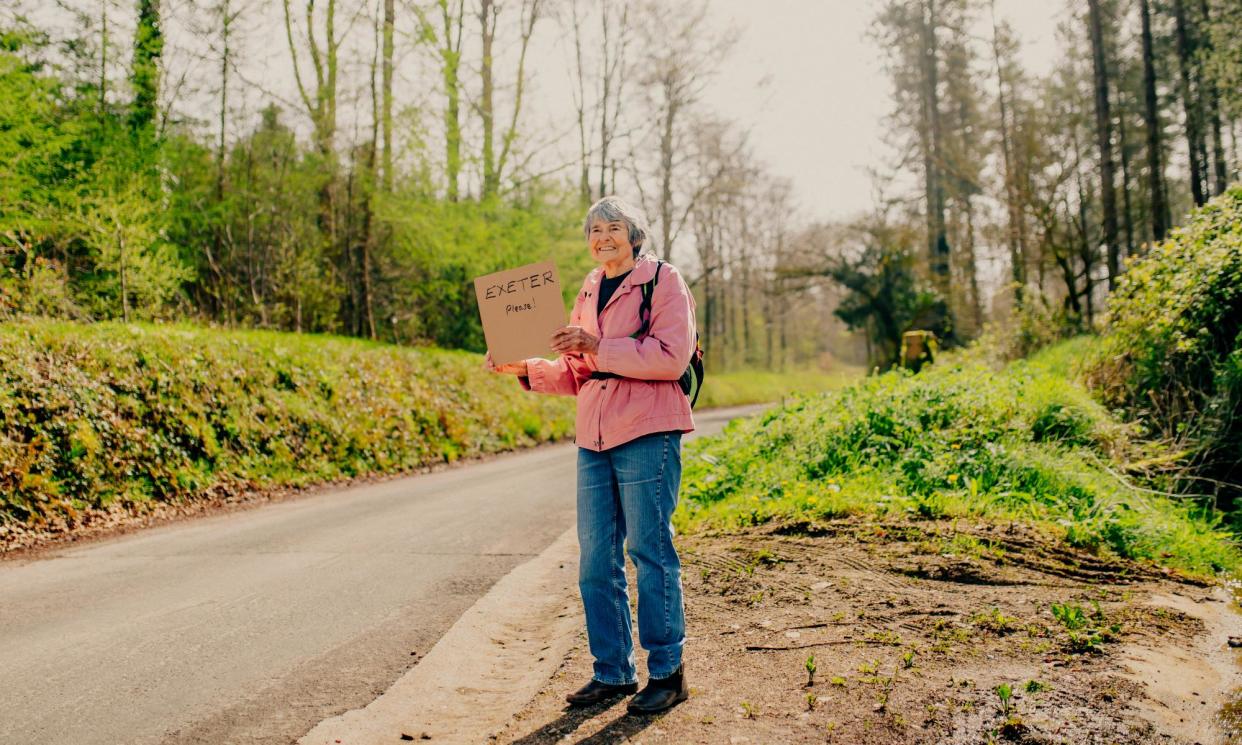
[0,33,187,324]
[677,338,1240,577]
[0,320,574,529]
[128,0,163,139]
[0,35,588,347]
[822,215,949,366]
[999,291,1085,361]
[379,193,591,350]
[694,368,860,409]
[1088,185,1242,521]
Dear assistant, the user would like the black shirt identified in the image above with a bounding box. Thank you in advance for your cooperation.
[597,270,632,316]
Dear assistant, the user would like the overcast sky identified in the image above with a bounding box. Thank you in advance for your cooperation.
[694,0,1063,220]
[494,0,1068,225]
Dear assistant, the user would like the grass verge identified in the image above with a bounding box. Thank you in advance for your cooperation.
[677,337,1240,578]
[0,320,575,531]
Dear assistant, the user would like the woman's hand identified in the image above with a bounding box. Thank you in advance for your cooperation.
[484,351,528,376]
[550,326,600,355]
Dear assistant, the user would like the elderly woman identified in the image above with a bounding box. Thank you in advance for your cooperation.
[486,196,696,714]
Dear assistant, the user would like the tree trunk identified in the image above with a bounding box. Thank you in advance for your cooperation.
[1198,0,1227,196]
[1118,103,1136,261]
[283,0,340,244]
[659,87,677,261]
[216,0,230,199]
[382,0,394,193]
[598,1,628,200]
[99,2,108,112]
[479,0,496,198]
[963,196,982,333]
[439,0,463,201]
[569,0,590,204]
[1173,0,1207,205]
[361,10,380,339]
[494,0,542,195]
[116,222,129,323]
[919,0,950,301]
[1139,0,1169,242]
[1087,0,1120,290]
[989,4,1025,305]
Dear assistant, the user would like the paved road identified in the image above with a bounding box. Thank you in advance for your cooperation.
[0,405,762,745]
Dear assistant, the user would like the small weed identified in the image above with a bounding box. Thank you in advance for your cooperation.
[973,607,1018,635]
[1051,602,1088,630]
[830,676,847,687]
[740,700,756,719]
[751,548,783,567]
[875,669,897,712]
[865,629,903,645]
[901,649,916,669]
[1024,679,1050,694]
[805,654,817,686]
[994,683,1014,717]
[858,659,879,675]
[1053,601,1121,653]
[805,692,818,711]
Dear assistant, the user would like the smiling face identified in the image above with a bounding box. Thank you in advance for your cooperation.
[587,218,636,270]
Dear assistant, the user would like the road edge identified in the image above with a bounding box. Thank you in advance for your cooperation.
[298,525,583,745]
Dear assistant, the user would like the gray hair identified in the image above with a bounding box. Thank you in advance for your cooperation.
[583,196,650,257]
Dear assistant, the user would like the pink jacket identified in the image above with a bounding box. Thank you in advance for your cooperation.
[521,253,697,451]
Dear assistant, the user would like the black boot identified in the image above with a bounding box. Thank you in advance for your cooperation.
[565,679,638,707]
[626,665,689,714]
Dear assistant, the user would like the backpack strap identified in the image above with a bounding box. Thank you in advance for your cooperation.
[632,260,663,340]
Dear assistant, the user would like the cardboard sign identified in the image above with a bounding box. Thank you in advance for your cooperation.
[473,260,569,365]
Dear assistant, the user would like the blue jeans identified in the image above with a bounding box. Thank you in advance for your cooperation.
[576,432,685,685]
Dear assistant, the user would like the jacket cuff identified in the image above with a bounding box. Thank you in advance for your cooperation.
[523,359,547,392]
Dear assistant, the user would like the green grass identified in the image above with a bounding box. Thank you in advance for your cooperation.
[697,368,861,409]
[0,320,575,527]
[676,337,1241,578]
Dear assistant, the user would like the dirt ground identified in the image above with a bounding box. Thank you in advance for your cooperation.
[494,519,1242,745]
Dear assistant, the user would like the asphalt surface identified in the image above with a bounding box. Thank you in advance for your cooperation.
[0,405,762,745]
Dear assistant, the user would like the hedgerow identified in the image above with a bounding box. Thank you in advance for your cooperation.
[1086,185,1242,524]
[0,321,575,529]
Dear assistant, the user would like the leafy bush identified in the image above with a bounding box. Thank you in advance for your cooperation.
[677,338,1239,577]
[998,291,1085,361]
[0,320,574,530]
[1087,185,1242,521]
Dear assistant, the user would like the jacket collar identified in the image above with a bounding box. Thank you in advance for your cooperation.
[589,253,660,315]
[588,252,659,287]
